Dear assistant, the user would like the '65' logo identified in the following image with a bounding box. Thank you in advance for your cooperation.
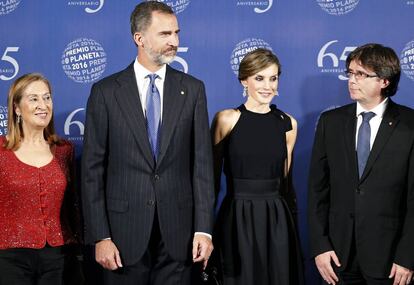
[64,108,85,137]
[67,0,104,13]
[236,0,273,13]
[254,0,273,13]
[317,40,356,80]
[85,0,104,13]
[0,47,19,81]
[171,47,189,73]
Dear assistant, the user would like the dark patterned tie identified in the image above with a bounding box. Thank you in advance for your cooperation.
[146,74,161,160]
[357,112,376,177]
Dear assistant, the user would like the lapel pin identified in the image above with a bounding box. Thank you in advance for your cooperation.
[389,121,393,126]
[180,90,185,95]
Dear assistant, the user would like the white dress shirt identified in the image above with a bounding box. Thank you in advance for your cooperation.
[355,98,388,150]
[133,58,166,120]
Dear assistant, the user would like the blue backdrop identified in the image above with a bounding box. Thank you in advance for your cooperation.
[1,1,414,283]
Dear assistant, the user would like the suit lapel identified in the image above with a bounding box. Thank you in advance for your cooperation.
[344,104,359,181]
[114,63,155,168]
[360,99,399,181]
[157,65,188,166]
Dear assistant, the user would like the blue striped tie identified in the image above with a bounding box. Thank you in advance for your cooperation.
[357,112,375,177]
[146,74,161,160]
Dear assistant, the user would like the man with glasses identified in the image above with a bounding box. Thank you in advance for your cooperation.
[308,43,414,285]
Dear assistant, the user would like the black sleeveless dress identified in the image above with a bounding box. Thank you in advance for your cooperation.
[215,104,303,285]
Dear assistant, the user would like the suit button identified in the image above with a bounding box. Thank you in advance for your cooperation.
[356,188,360,194]
[349,213,354,219]
[154,174,160,180]
[147,200,155,206]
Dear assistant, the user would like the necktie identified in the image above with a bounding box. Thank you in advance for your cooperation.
[146,74,161,160]
[357,112,375,177]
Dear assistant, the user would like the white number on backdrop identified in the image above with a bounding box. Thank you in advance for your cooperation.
[64,108,85,136]
[85,0,104,13]
[317,40,357,80]
[254,0,273,13]
[172,47,189,73]
[0,47,20,81]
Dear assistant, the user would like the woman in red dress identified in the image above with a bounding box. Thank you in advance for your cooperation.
[0,73,80,285]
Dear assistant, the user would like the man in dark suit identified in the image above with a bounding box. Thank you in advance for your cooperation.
[81,1,214,284]
[308,43,414,285]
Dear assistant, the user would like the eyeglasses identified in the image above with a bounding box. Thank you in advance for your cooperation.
[345,70,378,81]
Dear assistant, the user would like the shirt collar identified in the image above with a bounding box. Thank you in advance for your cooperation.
[356,97,389,118]
[133,58,166,81]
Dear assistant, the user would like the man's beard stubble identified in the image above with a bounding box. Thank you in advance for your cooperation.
[145,46,178,66]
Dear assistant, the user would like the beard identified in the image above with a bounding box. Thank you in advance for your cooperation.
[144,46,177,65]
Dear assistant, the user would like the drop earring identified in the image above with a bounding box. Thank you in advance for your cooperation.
[243,86,248,97]
[17,114,21,124]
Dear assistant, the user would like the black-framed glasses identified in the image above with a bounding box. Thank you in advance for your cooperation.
[344,70,378,80]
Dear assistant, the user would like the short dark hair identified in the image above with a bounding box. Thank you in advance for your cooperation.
[346,43,401,97]
[130,1,174,35]
[238,48,281,82]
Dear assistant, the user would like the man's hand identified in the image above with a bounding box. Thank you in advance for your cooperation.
[95,239,123,270]
[315,250,341,284]
[192,234,214,270]
[389,263,413,285]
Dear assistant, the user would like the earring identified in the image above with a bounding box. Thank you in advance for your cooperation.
[275,91,279,96]
[243,86,248,97]
[16,114,21,124]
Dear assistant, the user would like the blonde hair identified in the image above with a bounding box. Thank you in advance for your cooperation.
[5,73,59,150]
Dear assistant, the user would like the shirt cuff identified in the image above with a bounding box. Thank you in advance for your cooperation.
[194,232,212,239]
[96,237,111,243]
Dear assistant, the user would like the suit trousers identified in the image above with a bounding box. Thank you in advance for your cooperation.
[103,211,192,285]
[0,245,65,285]
[328,237,393,285]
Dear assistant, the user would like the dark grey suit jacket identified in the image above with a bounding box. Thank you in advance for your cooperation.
[308,99,414,278]
[81,63,215,265]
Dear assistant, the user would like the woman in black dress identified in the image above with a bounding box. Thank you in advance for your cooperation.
[211,48,303,285]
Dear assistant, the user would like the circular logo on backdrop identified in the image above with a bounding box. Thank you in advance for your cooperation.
[155,0,190,14]
[316,0,359,16]
[61,38,107,84]
[230,38,273,75]
[0,106,8,136]
[400,40,414,81]
[0,0,21,16]
[236,0,273,13]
